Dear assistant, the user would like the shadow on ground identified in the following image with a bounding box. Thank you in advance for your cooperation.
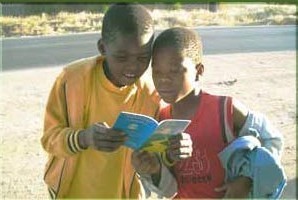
[281,178,297,199]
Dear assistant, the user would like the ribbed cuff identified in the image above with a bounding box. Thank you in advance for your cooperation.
[67,130,85,154]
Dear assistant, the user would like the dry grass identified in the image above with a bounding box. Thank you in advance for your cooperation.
[153,4,296,28]
[1,12,104,37]
[0,3,296,38]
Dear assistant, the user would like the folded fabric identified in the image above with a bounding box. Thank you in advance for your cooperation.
[218,135,287,199]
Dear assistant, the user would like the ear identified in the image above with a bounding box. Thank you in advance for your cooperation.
[97,38,106,55]
[196,63,204,76]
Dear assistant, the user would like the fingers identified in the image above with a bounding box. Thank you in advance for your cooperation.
[215,179,250,198]
[169,132,191,141]
[179,147,193,159]
[214,184,228,192]
[90,122,127,152]
[93,130,127,142]
[169,132,192,148]
[219,177,252,198]
[169,138,192,149]
[93,122,109,133]
[169,146,193,158]
[167,132,193,161]
[92,139,125,152]
[166,150,192,162]
[92,134,127,152]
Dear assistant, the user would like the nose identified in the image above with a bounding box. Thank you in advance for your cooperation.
[125,57,142,71]
[158,74,172,84]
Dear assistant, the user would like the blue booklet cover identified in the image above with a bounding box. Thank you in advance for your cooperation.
[113,111,190,152]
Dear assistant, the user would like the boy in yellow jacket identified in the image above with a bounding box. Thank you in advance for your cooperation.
[41,3,160,198]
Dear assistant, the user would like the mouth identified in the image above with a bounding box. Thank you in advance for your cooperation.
[123,73,137,79]
[158,90,175,96]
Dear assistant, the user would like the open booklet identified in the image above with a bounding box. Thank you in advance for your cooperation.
[113,111,191,152]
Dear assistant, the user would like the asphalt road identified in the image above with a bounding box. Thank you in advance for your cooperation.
[1,25,296,71]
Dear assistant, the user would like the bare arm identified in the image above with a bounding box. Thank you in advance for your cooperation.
[232,98,249,134]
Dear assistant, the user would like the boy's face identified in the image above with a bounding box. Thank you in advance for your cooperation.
[152,47,197,104]
[101,32,153,87]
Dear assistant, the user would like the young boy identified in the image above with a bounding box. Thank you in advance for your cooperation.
[133,27,285,198]
[41,4,160,198]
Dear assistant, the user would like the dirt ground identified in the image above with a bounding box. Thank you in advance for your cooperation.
[0,51,296,199]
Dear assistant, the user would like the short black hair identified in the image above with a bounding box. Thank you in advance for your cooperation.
[153,27,203,64]
[102,3,154,43]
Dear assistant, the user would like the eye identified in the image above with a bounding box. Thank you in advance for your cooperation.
[137,55,150,63]
[113,55,127,62]
[170,68,180,74]
[152,69,163,78]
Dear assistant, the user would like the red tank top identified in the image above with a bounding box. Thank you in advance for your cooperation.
[160,91,234,198]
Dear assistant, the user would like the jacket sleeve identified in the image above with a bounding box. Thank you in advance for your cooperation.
[41,70,84,158]
[238,111,283,159]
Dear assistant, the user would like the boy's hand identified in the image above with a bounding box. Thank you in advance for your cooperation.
[79,122,127,152]
[214,176,252,198]
[132,151,161,175]
[166,132,193,163]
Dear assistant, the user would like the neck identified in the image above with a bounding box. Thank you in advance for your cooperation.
[103,60,112,80]
[171,88,202,119]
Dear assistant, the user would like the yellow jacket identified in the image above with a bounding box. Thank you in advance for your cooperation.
[41,56,160,198]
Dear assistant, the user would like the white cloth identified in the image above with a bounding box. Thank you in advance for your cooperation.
[138,159,177,199]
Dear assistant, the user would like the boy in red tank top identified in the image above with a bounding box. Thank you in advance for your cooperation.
[132,27,284,198]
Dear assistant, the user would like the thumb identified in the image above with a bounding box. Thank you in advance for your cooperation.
[214,184,228,192]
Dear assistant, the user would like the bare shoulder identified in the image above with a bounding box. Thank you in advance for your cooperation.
[232,98,249,133]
